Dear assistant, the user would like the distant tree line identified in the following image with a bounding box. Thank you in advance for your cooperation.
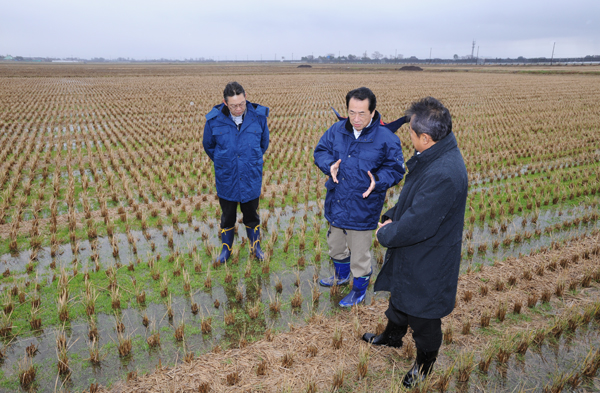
[300,53,600,64]
[2,53,599,64]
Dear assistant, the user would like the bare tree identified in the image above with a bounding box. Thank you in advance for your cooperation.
[372,51,383,60]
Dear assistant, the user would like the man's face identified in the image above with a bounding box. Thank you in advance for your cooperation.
[224,94,246,117]
[409,115,426,153]
[348,97,375,131]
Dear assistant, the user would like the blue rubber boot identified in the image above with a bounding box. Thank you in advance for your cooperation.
[319,256,351,287]
[339,274,371,307]
[216,227,234,264]
[246,225,265,261]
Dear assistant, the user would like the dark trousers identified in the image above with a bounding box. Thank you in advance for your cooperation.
[219,197,260,229]
[385,299,442,352]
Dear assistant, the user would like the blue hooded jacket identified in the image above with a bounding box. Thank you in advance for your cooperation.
[203,101,269,203]
[314,112,405,231]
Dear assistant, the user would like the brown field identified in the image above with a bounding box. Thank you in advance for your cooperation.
[0,63,598,249]
[0,63,599,392]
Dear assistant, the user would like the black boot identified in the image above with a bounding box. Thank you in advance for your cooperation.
[402,349,438,388]
[361,320,407,348]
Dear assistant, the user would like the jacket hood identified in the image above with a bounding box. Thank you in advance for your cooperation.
[343,111,382,135]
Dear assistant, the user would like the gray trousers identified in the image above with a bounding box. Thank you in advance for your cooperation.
[327,225,372,277]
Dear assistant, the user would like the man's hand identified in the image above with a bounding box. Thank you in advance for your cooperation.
[362,171,376,198]
[330,159,342,183]
[376,219,392,235]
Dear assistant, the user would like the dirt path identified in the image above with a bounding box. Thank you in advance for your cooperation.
[100,233,600,393]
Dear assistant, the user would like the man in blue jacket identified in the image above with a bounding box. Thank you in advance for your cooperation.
[203,82,269,263]
[362,97,468,388]
[314,87,405,307]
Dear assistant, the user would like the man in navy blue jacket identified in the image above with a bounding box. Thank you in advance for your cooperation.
[362,97,468,388]
[314,87,405,307]
[203,82,269,263]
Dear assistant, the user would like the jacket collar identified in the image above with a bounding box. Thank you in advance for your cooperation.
[406,132,458,172]
[343,111,381,136]
[221,103,230,117]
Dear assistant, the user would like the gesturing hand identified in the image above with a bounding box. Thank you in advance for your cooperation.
[362,171,376,198]
[330,159,342,183]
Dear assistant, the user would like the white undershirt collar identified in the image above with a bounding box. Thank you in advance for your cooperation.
[232,114,243,126]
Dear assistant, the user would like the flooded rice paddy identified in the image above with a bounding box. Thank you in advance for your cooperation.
[0,199,599,392]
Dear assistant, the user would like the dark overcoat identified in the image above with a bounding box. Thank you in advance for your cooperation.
[374,132,468,319]
[202,101,269,203]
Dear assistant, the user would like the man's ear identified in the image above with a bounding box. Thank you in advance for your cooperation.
[223,99,228,106]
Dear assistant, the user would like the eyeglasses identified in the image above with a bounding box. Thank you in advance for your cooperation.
[348,110,369,119]
[227,101,246,110]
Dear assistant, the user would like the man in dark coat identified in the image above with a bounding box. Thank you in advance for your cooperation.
[203,82,269,263]
[362,97,468,387]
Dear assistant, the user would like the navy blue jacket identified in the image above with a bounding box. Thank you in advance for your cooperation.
[375,132,468,319]
[203,101,269,203]
[314,112,405,231]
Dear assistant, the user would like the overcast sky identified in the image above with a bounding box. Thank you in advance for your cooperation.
[1,0,598,60]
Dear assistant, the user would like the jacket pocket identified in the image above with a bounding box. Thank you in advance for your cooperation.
[214,160,232,195]
[351,192,384,227]
[212,126,230,151]
[358,141,385,168]
[358,146,382,163]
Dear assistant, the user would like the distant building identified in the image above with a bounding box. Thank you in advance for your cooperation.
[2,55,13,61]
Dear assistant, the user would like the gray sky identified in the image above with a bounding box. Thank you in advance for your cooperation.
[2,0,598,60]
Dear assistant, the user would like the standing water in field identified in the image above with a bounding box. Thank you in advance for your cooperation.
[0,199,598,391]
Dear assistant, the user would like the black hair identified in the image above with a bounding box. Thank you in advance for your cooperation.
[405,97,452,142]
[345,87,376,113]
[223,82,245,101]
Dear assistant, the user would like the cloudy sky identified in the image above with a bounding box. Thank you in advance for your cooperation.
[1,0,598,60]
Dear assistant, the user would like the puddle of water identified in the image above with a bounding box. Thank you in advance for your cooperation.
[455,321,600,392]
[462,204,600,272]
